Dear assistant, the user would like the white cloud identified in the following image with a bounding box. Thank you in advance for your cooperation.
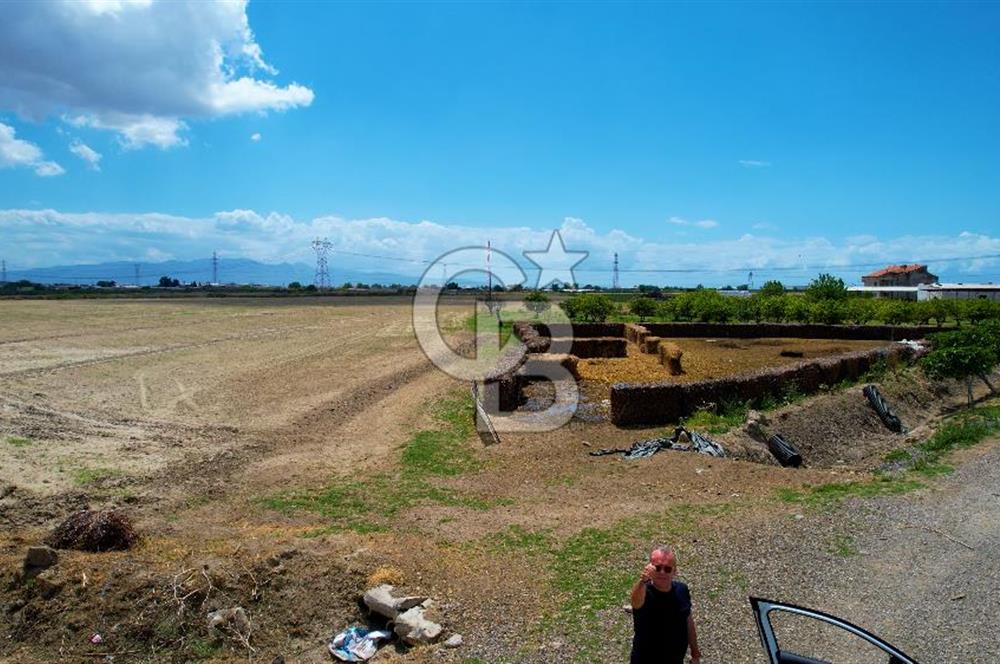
[668,216,718,229]
[0,122,65,176]
[69,140,102,170]
[2,208,998,287]
[250,132,262,143]
[0,1,313,149]
[68,114,188,150]
[739,159,771,168]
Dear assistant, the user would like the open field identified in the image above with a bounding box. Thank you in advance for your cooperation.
[1,297,999,663]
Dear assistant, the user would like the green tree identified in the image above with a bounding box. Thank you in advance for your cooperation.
[805,273,848,301]
[629,296,658,321]
[810,299,847,325]
[288,281,303,290]
[683,289,734,322]
[524,291,551,317]
[759,280,786,297]
[924,298,954,327]
[922,325,1000,403]
[877,299,911,325]
[784,294,812,323]
[759,294,787,322]
[844,297,877,325]
[560,293,615,322]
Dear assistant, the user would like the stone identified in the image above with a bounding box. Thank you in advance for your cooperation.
[443,634,463,648]
[24,546,58,570]
[34,569,64,599]
[363,584,428,619]
[744,410,770,440]
[393,606,443,645]
[207,607,250,634]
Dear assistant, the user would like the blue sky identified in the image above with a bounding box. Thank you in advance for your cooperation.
[1,1,999,286]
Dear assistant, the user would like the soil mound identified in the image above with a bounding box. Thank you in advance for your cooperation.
[46,509,137,552]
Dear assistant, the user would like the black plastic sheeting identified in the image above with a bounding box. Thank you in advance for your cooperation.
[590,426,726,460]
[767,434,803,468]
[863,384,903,433]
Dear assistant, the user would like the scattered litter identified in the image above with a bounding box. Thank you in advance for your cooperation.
[328,626,393,662]
[89,633,103,645]
[589,427,725,459]
[46,510,137,552]
[863,384,903,433]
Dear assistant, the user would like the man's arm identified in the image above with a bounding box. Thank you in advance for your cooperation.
[630,578,647,609]
[687,613,700,663]
[630,564,654,609]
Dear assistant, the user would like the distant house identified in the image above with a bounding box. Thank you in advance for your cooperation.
[861,264,937,287]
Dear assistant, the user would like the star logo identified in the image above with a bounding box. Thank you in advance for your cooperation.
[522,230,589,289]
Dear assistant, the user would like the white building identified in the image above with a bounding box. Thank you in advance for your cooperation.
[918,283,1000,302]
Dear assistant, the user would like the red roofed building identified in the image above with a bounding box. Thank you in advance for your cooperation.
[862,264,938,287]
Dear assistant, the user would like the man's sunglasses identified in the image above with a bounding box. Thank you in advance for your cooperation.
[653,565,673,573]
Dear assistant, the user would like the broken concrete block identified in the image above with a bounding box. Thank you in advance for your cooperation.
[393,606,443,645]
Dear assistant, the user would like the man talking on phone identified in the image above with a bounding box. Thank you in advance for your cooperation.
[629,546,701,664]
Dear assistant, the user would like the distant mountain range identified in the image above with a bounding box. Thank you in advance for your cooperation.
[5,258,431,287]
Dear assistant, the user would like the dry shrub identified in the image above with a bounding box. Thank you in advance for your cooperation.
[367,566,405,587]
[46,509,137,552]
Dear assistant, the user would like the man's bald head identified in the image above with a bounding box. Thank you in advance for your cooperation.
[650,546,676,565]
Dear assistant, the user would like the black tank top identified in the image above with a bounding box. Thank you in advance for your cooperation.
[630,580,691,664]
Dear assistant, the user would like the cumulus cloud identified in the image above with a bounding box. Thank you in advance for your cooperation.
[250,132,262,142]
[0,122,64,176]
[668,216,719,229]
[2,208,999,287]
[739,159,771,168]
[0,1,314,149]
[69,140,102,170]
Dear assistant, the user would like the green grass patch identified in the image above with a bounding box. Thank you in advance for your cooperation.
[777,475,925,508]
[881,403,1000,475]
[265,391,503,533]
[72,466,123,486]
[681,405,747,435]
[493,525,554,555]
[4,436,32,448]
[827,533,859,557]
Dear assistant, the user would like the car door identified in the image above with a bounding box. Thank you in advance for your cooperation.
[750,597,918,664]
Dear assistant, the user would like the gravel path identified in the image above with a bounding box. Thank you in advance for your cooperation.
[690,438,1000,664]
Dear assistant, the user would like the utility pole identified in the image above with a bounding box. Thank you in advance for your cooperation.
[134,263,141,287]
[1,258,6,285]
[212,251,219,285]
[613,252,620,291]
[748,271,754,291]
[486,240,493,312]
[312,238,332,289]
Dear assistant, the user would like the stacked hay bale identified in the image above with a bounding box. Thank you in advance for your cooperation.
[659,342,684,375]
